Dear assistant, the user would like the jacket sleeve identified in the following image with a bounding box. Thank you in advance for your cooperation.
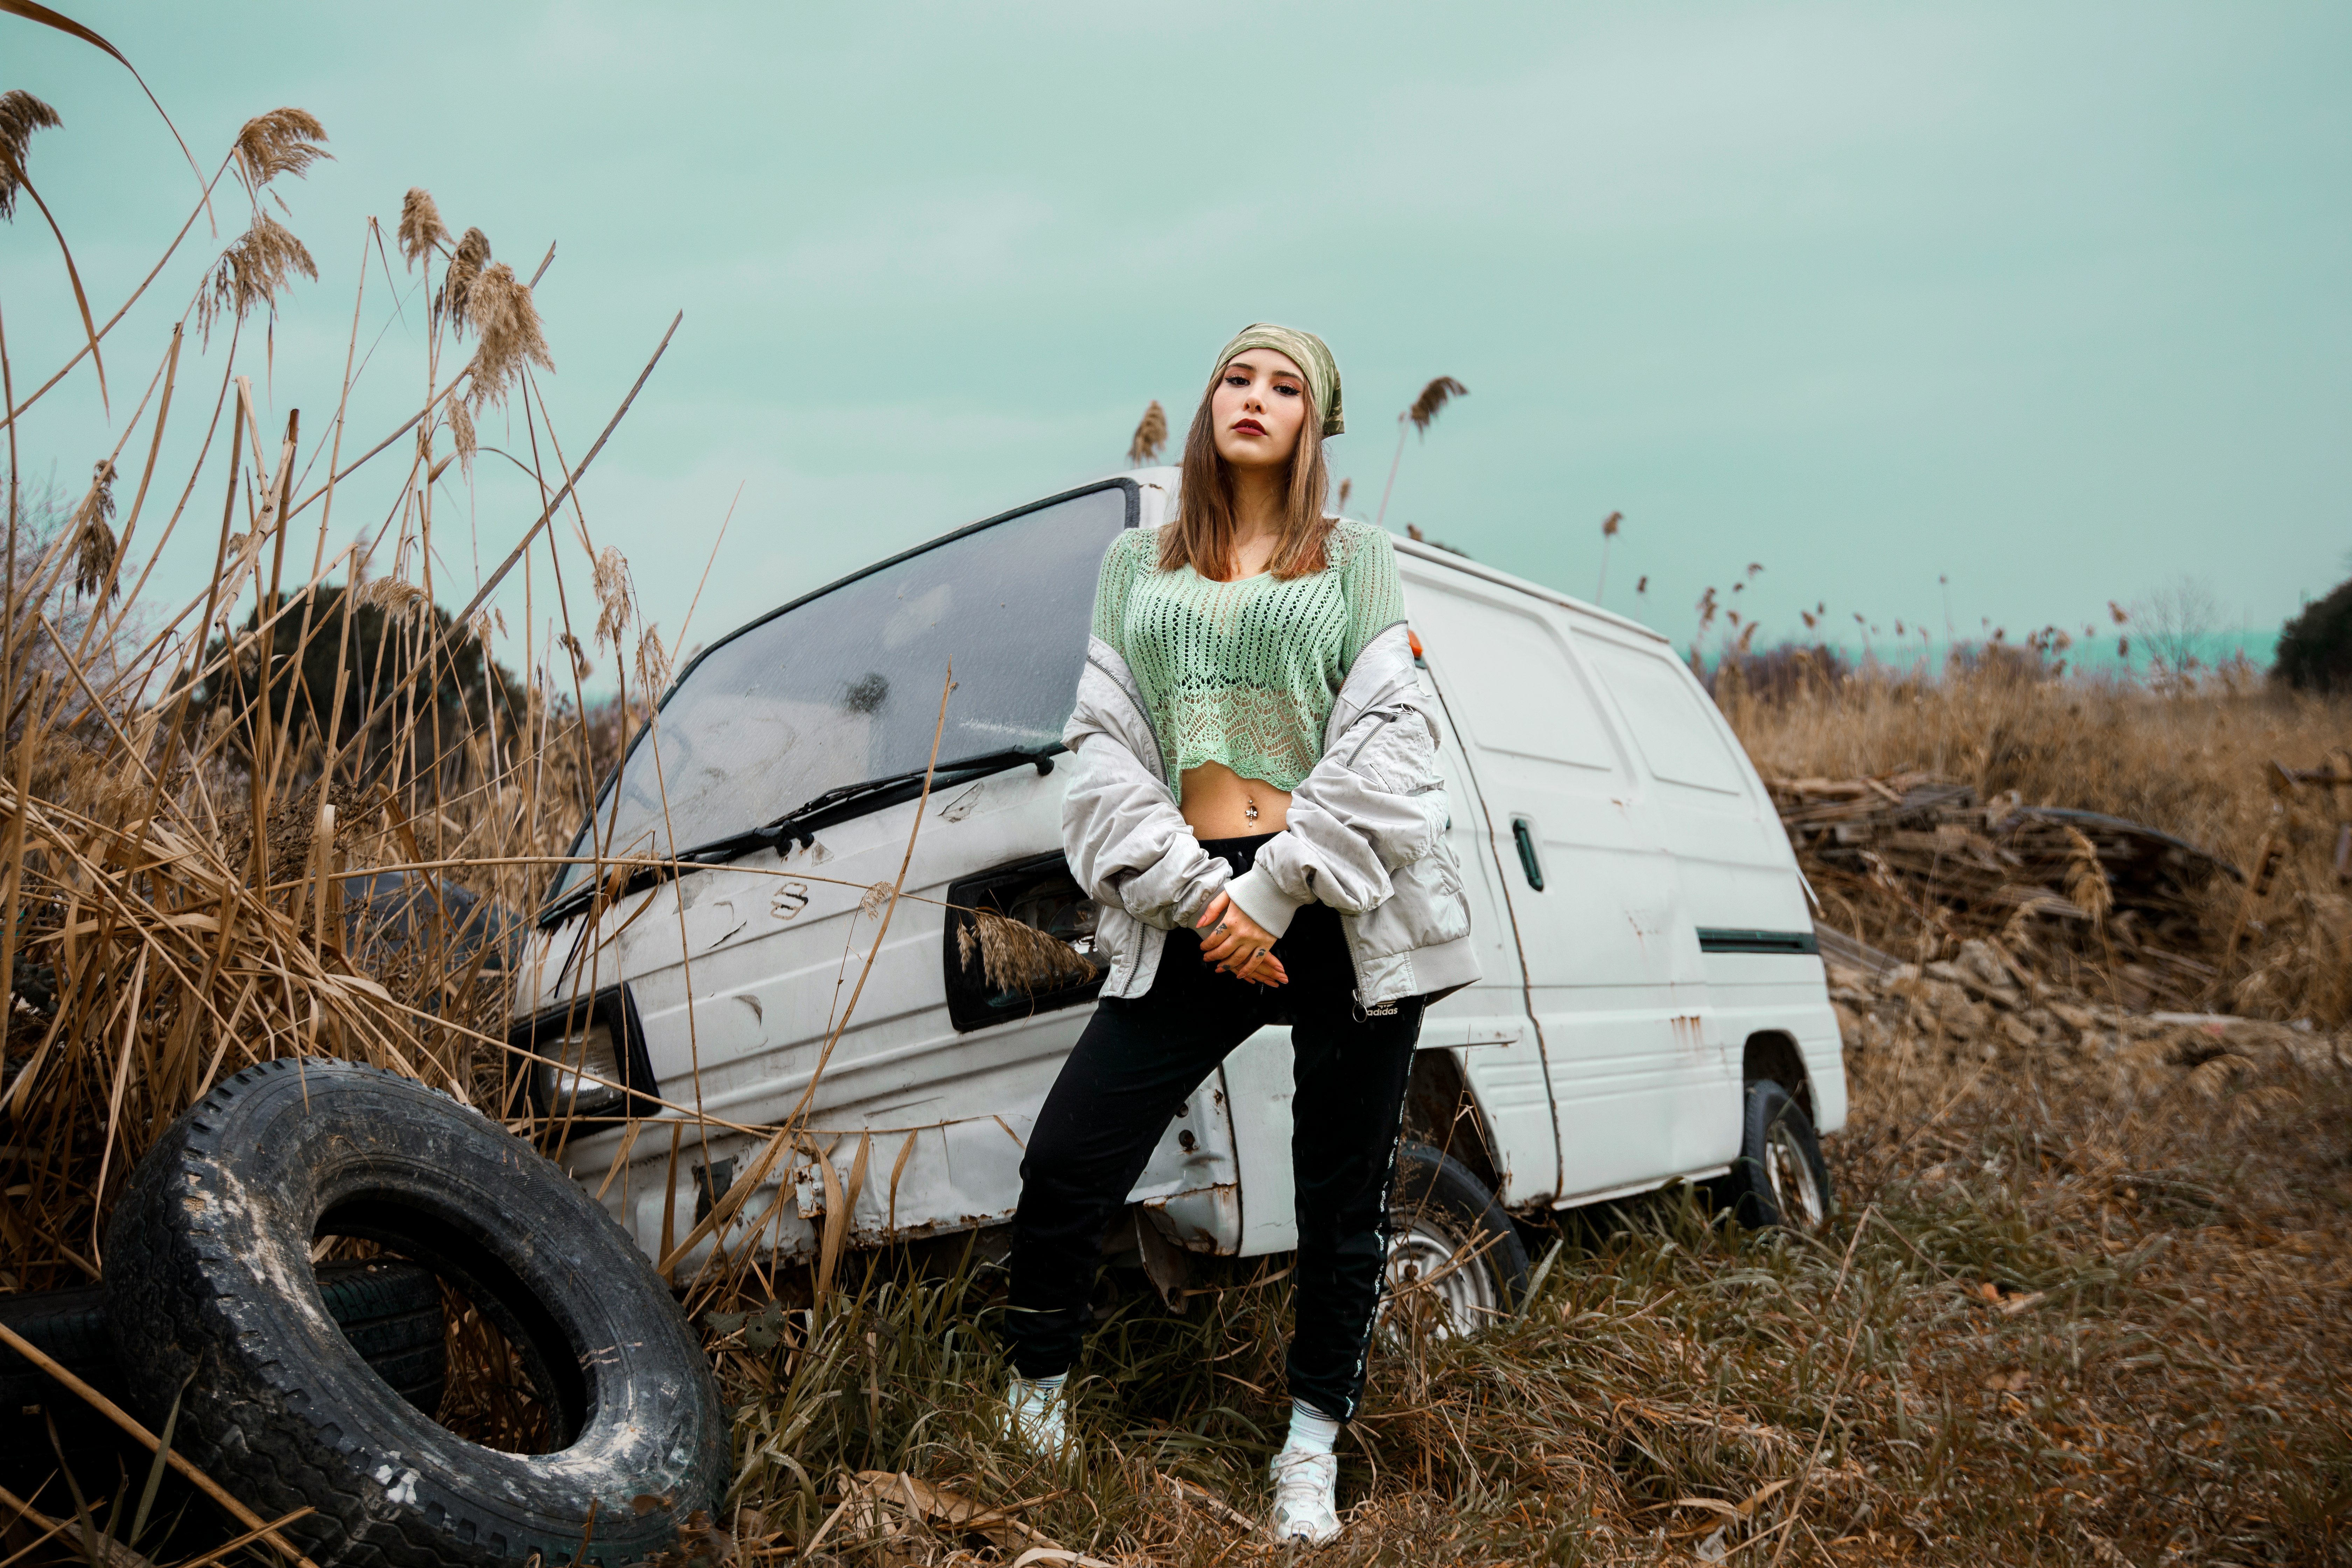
[1221,649,1449,937]
[1061,644,1231,933]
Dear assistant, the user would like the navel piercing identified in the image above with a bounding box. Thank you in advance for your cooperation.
[1244,792,1260,824]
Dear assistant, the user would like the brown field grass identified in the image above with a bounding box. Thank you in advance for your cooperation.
[699,678,2350,1568]
[709,1015,2349,1567]
[2,66,2347,1568]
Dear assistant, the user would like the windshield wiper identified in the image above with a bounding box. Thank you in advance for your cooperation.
[706,746,1062,858]
[536,745,1062,926]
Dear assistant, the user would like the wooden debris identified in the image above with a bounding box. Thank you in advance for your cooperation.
[1772,772,2243,1011]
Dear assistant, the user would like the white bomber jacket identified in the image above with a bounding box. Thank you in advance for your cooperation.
[1060,616,1482,1008]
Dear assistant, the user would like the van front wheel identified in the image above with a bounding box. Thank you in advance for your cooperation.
[1722,1078,1832,1231]
[1383,1142,1531,1338]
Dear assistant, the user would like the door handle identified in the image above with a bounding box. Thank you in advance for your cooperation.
[1511,817,1545,891]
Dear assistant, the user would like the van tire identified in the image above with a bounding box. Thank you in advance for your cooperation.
[1385,1142,1531,1335]
[1720,1078,1833,1231]
[104,1058,727,1568]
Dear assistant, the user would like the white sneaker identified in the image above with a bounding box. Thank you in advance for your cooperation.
[1003,1376,1070,1457]
[1268,1449,1341,1545]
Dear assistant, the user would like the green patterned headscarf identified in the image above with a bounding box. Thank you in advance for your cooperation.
[1214,323,1345,438]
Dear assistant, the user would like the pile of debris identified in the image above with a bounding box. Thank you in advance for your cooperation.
[1822,935,2341,1089]
[1772,772,2244,1011]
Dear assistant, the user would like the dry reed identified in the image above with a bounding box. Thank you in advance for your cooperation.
[956,908,1098,997]
[230,108,331,189]
[436,226,490,333]
[1406,374,1468,433]
[0,90,63,220]
[67,458,117,600]
[1378,374,1469,526]
[397,187,448,267]
[1126,400,1166,467]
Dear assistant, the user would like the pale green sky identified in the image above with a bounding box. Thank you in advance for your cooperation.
[5,2,2345,683]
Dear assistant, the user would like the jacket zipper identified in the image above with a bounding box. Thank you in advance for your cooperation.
[1341,708,1405,769]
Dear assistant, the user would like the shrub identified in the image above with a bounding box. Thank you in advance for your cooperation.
[2273,575,2352,692]
[183,582,527,776]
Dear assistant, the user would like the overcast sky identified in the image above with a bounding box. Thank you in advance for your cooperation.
[5,2,2345,684]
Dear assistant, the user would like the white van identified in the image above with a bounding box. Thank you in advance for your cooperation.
[509,471,1845,1324]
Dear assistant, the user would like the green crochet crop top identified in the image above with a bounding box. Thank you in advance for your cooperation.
[1089,518,1407,799]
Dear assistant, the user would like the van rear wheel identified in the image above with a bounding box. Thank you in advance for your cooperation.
[1384,1142,1531,1338]
[1721,1079,1832,1231]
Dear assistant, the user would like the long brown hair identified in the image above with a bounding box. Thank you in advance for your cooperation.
[1157,369,1332,580]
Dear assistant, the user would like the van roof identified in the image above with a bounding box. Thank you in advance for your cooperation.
[1391,536,1671,645]
[1125,464,1670,646]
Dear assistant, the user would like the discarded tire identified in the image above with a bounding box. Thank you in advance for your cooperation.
[1718,1078,1833,1231]
[1,1261,446,1491]
[106,1058,727,1568]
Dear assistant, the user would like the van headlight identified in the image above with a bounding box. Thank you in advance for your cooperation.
[509,985,653,1124]
[541,1018,627,1117]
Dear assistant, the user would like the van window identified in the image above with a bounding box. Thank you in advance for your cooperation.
[553,484,1131,897]
[1579,638,1749,796]
[1425,598,1617,773]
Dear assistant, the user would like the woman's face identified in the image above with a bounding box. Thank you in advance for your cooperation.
[1210,348,1309,476]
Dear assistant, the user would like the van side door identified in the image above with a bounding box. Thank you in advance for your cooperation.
[1407,642,1551,1205]
[1403,573,1698,1205]
[1577,628,1812,1162]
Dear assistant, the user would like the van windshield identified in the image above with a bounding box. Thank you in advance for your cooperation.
[551,483,1132,901]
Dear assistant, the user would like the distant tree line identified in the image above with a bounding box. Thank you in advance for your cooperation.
[2274,575,2352,694]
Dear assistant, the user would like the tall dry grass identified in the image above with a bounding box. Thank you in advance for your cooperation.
[0,92,662,1325]
[1724,659,2352,1029]
[702,1033,2348,1566]
[0,71,957,1551]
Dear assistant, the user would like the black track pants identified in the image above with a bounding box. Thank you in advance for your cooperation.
[1005,834,1424,1421]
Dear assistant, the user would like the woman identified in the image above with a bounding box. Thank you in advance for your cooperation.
[1003,324,1479,1544]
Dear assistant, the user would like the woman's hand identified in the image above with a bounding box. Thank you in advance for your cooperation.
[1196,893,1287,986]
